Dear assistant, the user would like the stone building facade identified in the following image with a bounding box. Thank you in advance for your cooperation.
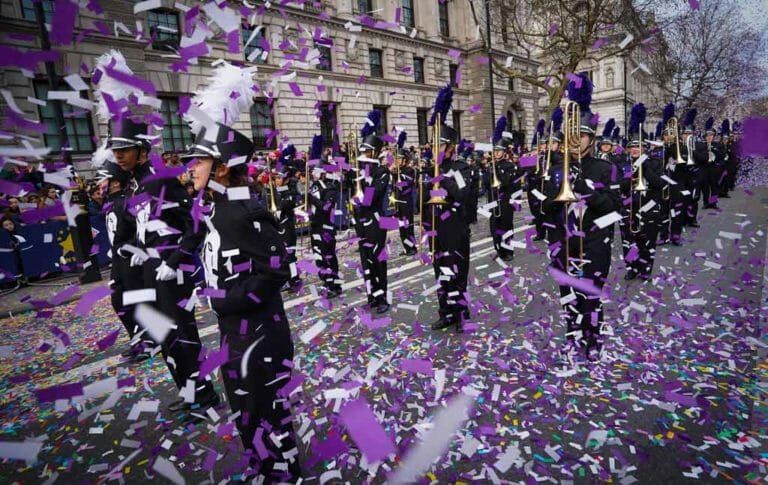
[0,0,541,175]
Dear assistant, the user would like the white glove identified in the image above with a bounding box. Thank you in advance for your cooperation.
[130,252,149,267]
[155,261,177,281]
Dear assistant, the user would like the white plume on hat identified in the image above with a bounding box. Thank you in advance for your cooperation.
[185,61,257,138]
[90,141,115,169]
[92,50,137,124]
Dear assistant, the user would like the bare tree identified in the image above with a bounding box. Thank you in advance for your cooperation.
[468,0,665,117]
[650,0,768,117]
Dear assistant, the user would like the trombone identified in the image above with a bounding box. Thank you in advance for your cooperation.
[388,152,400,211]
[265,155,280,219]
[554,101,583,276]
[427,116,447,259]
[348,132,364,205]
[539,121,554,216]
[629,123,648,234]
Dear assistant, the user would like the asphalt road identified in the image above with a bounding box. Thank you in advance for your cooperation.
[0,186,766,484]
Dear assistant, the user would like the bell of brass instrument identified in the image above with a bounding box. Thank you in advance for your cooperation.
[668,117,686,167]
[427,116,447,205]
[554,101,580,203]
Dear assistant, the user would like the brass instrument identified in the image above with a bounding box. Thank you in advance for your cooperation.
[348,132,364,204]
[555,101,584,276]
[539,121,554,216]
[266,156,280,219]
[629,123,648,235]
[683,131,695,166]
[388,153,400,210]
[427,116,447,259]
[427,118,447,206]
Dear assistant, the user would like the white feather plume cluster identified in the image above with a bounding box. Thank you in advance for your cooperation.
[90,141,115,169]
[92,50,137,124]
[186,62,256,135]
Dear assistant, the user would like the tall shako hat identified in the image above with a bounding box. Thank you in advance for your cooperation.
[92,50,152,156]
[359,110,383,154]
[682,108,697,134]
[181,62,257,166]
[548,107,564,143]
[492,116,509,151]
[600,118,616,146]
[704,116,716,135]
[532,118,545,147]
[396,130,409,158]
[627,103,647,148]
[566,71,596,135]
[430,84,457,145]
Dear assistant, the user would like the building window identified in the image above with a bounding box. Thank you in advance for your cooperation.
[242,24,267,64]
[452,111,462,141]
[501,7,508,43]
[159,96,193,152]
[33,80,95,154]
[449,63,459,88]
[605,68,615,88]
[413,57,425,84]
[318,102,337,148]
[250,99,275,150]
[508,77,515,92]
[21,0,54,23]
[356,0,373,14]
[417,108,429,145]
[373,106,388,137]
[438,1,449,37]
[316,42,332,71]
[402,0,415,29]
[147,9,180,51]
[369,48,383,78]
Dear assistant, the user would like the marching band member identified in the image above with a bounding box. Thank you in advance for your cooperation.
[353,111,390,313]
[187,122,300,481]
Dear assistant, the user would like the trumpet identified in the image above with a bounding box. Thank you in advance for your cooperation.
[629,123,647,235]
[555,101,584,276]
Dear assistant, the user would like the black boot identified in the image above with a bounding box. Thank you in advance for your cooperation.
[431,316,452,330]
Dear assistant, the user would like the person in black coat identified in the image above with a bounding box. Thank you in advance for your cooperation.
[308,151,342,298]
[542,83,622,362]
[115,119,218,416]
[489,136,519,261]
[353,132,390,314]
[101,161,146,362]
[612,142,634,265]
[662,129,689,246]
[623,134,666,280]
[428,124,472,333]
[393,147,417,256]
[274,147,303,292]
[702,124,725,209]
[187,124,300,482]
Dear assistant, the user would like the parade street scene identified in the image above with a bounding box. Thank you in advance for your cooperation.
[0,0,767,483]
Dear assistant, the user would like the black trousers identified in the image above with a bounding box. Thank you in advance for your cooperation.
[141,259,214,402]
[466,190,479,224]
[527,190,545,238]
[658,194,671,242]
[355,218,387,304]
[490,197,515,258]
[395,198,416,251]
[311,224,340,291]
[702,164,720,207]
[109,255,143,341]
[669,191,687,243]
[433,223,470,321]
[283,217,300,285]
[217,312,300,481]
[687,168,703,223]
[618,202,633,263]
[549,232,611,354]
[627,210,661,277]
